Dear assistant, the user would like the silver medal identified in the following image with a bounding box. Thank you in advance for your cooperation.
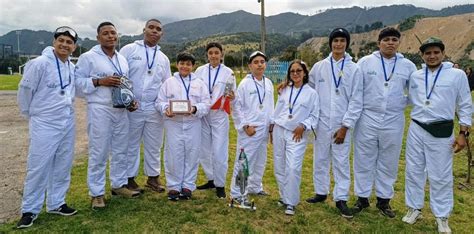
[259,104,264,110]
[425,100,430,106]
[288,114,293,119]
[384,82,389,87]
[147,70,152,75]
[60,90,65,96]
[335,89,340,95]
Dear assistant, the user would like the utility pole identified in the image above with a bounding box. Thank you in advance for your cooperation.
[258,0,266,54]
[16,30,21,53]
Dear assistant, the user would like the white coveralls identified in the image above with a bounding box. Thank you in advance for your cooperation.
[75,45,130,197]
[272,84,319,206]
[230,74,274,198]
[405,62,472,218]
[194,63,236,188]
[308,53,363,202]
[354,52,417,199]
[120,40,171,178]
[18,46,76,214]
[156,72,210,191]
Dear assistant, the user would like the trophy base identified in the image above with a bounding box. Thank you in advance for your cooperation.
[228,198,256,211]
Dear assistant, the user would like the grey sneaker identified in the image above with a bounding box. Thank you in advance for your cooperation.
[436,217,452,234]
[402,208,422,224]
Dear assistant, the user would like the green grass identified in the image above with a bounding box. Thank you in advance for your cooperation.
[0,74,21,90]
[1,77,473,233]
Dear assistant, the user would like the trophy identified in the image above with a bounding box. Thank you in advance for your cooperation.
[229,148,256,211]
[112,74,135,109]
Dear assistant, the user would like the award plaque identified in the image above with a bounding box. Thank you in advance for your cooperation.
[170,100,191,114]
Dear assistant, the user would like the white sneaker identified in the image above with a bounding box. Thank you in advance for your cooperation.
[285,205,295,216]
[402,208,422,224]
[436,217,452,233]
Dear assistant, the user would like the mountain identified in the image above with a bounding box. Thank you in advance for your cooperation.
[1,4,473,55]
[299,13,474,64]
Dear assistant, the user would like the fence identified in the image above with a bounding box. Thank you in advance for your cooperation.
[265,60,289,84]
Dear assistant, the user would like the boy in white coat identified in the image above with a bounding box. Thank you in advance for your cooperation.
[156,52,211,201]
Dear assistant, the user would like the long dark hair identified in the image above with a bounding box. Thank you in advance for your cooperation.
[277,59,309,93]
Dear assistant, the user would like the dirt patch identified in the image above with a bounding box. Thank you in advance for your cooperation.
[0,91,88,224]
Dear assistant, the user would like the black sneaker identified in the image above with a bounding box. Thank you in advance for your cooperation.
[197,180,215,190]
[179,188,192,200]
[352,197,370,213]
[336,201,353,218]
[17,212,37,229]
[376,198,395,218]
[306,194,327,203]
[277,199,287,207]
[168,190,180,201]
[47,204,77,216]
[216,187,226,199]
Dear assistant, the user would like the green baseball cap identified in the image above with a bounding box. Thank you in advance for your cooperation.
[419,37,445,52]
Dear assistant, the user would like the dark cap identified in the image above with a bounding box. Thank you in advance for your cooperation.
[329,28,350,51]
[54,26,78,43]
[378,27,400,41]
[248,51,267,64]
[419,37,445,52]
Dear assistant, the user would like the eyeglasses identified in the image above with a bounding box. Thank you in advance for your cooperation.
[54,26,78,41]
[289,69,303,74]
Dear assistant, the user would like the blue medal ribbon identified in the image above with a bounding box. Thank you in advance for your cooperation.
[180,74,192,100]
[208,64,221,97]
[53,51,71,92]
[288,84,305,116]
[145,44,157,71]
[381,54,397,82]
[252,75,266,107]
[330,56,345,91]
[103,49,123,76]
[425,64,443,100]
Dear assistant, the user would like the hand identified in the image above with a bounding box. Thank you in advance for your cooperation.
[165,107,175,118]
[244,126,256,137]
[453,134,467,153]
[126,100,139,112]
[333,126,348,144]
[226,91,235,101]
[292,124,305,143]
[100,75,121,87]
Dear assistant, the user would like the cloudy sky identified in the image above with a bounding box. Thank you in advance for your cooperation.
[0,0,470,38]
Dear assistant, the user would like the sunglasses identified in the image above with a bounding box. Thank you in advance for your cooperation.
[54,26,78,41]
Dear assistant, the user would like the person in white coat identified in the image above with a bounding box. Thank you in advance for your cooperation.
[156,52,211,201]
[16,26,79,229]
[120,19,171,193]
[271,60,319,216]
[194,42,236,198]
[306,28,363,219]
[230,51,274,201]
[402,37,472,234]
[75,22,140,209]
[352,27,417,218]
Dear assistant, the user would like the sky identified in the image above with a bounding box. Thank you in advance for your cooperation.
[0,0,470,39]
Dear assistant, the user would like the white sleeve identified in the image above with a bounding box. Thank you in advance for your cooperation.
[193,83,211,118]
[301,91,319,131]
[342,67,363,129]
[156,81,169,114]
[308,63,318,89]
[74,55,97,96]
[17,61,41,118]
[457,72,472,127]
[232,82,247,130]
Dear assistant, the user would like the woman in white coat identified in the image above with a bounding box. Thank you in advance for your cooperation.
[271,60,319,215]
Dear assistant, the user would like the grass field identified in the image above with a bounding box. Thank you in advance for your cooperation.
[0,74,473,232]
[0,74,21,90]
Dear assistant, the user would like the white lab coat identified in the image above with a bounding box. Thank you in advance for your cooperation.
[120,40,171,178]
[75,45,130,197]
[272,84,319,206]
[308,52,363,201]
[405,62,472,217]
[156,72,211,191]
[195,63,236,187]
[353,51,417,199]
[18,46,76,214]
[230,74,274,198]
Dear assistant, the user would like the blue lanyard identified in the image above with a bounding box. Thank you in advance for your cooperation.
[425,64,443,100]
[53,51,71,91]
[330,56,345,89]
[381,55,397,82]
[288,84,305,115]
[208,64,221,96]
[252,75,266,106]
[103,49,123,76]
[145,44,157,70]
[180,74,191,100]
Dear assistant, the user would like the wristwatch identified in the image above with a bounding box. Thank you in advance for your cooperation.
[459,130,470,137]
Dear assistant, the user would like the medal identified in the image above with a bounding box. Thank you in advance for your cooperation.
[53,51,71,95]
[259,104,264,110]
[145,44,157,76]
[60,90,65,95]
[208,64,221,98]
[381,55,397,86]
[148,70,152,75]
[252,75,266,111]
[335,88,340,95]
[330,56,345,96]
[288,114,293,119]
[384,82,389,87]
[425,100,430,106]
[424,65,443,108]
[288,84,305,118]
